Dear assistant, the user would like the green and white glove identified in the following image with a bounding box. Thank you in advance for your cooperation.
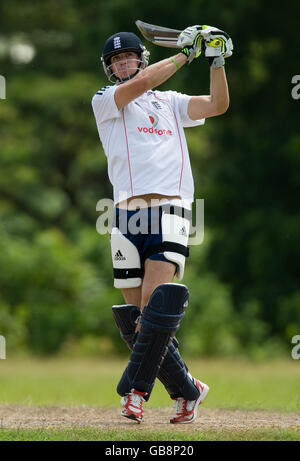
[177,24,233,67]
[201,25,233,67]
[179,30,203,64]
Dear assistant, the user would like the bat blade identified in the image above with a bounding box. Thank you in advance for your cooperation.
[135,20,181,48]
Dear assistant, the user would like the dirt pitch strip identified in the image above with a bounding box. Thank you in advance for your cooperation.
[0,405,300,432]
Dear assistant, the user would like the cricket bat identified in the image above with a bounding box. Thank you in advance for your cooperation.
[135,20,229,57]
[135,20,182,48]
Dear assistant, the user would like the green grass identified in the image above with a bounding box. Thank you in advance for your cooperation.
[0,357,299,410]
[0,357,299,441]
[0,427,299,441]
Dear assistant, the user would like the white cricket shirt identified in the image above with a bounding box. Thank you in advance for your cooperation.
[92,85,205,204]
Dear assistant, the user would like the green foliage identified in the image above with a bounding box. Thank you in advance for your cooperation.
[0,1,299,357]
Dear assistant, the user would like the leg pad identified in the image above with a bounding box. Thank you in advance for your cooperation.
[117,283,190,396]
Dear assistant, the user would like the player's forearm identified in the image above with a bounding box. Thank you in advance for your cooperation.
[114,53,187,110]
[209,66,229,113]
[139,53,187,90]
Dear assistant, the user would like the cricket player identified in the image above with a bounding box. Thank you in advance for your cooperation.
[92,25,232,423]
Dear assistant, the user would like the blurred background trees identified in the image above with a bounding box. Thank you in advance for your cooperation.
[0,0,299,358]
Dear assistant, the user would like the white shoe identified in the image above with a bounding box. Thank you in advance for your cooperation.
[170,379,209,424]
[121,388,147,423]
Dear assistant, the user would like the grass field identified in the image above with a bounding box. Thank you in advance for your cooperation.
[1,427,300,442]
[0,357,299,441]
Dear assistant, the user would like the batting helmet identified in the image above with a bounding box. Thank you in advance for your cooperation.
[101,32,150,82]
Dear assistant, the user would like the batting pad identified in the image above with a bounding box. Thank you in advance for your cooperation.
[112,304,140,350]
[117,283,191,398]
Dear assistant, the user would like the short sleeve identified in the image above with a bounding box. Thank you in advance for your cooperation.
[91,85,121,124]
[169,91,205,128]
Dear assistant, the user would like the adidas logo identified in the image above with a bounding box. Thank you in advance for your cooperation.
[114,250,126,261]
[179,226,187,237]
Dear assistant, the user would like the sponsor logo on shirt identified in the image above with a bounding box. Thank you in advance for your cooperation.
[137,110,172,136]
[148,110,158,127]
[137,127,172,136]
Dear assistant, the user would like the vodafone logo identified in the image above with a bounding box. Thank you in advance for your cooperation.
[137,127,172,136]
[138,110,172,136]
[148,110,158,127]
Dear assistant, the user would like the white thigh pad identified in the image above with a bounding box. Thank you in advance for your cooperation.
[110,227,142,288]
[161,211,190,281]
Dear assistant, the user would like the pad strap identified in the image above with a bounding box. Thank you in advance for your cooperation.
[162,204,192,219]
[143,242,189,261]
[113,268,143,279]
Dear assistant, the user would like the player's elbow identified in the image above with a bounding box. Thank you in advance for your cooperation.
[215,97,229,116]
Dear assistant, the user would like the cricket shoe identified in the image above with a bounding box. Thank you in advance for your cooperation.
[170,379,209,424]
[121,389,147,423]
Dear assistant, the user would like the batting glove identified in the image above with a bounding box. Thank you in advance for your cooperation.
[177,25,203,46]
[177,24,233,67]
[201,25,233,67]
[178,29,203,64]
